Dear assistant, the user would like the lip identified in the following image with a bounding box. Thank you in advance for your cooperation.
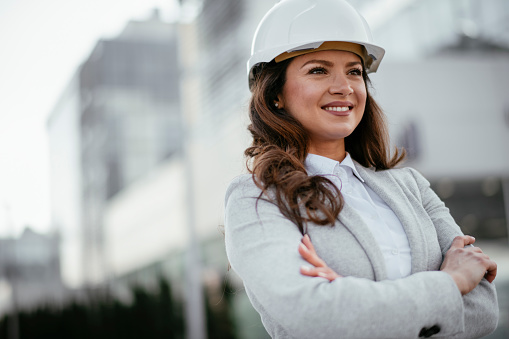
[321,101,354,116]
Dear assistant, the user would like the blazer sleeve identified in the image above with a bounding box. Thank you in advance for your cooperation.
[408,168,499,338]
[225,175,470,339]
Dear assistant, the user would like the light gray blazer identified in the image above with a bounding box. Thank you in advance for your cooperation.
[224,163,499,339]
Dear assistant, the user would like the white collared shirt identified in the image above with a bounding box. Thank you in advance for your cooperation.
[305,153,412,280]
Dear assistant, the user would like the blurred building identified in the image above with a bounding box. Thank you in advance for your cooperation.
[373,51,509,239]
[364,0,509,60]
[368,0,509,241]
[48,11,181,287]
[0,227,66,315]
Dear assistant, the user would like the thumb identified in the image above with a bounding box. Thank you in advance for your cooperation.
[450,235,476,250]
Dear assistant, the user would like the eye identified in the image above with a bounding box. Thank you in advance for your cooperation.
[308,67,327,75]
[348,68,364,76]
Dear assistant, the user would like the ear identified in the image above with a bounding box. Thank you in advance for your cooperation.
[275,94,285,109]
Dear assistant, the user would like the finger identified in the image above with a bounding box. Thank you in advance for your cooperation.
[484,260,497,283]
[316,267,342,282]
[301,234,326,267]
[302,234,317,254]
[463,245,483,254]
[300,266,340,282]
[300,265,319,277]
[470,246,483,253]
[317,271,336,282]
[299,243,326,267]
[450,235,476,250]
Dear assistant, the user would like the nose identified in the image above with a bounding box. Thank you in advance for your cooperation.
[329,74,353,96]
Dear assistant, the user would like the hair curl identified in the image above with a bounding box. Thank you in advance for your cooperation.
[245,59,404,234]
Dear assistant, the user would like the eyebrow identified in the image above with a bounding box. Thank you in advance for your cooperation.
[300,59,363,69]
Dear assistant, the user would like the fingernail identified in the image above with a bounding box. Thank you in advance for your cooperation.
[301,266,311,272]
[317,272,328,278]
[299,243,307,251]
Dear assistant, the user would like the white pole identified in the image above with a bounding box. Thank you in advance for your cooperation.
[501,178,509,245]
[183,138,207,339]
[177,17,207,339]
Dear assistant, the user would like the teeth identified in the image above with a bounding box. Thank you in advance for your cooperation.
[324,106,350,112]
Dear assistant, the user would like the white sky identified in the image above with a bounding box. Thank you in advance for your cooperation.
[0,0,179,237]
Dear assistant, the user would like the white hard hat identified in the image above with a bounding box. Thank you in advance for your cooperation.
[248,0,385,88]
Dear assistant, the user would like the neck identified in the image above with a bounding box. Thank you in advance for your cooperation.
[308,140,346,162]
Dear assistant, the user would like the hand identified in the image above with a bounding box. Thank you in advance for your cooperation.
[440,235,497,295]
[298,234,342,282]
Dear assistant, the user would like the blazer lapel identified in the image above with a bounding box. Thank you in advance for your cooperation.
[354,163,429,274]
[338,202,388,281]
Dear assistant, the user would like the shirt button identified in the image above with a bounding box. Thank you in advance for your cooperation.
[391,249,399,255]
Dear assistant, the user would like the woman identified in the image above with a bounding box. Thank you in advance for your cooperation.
[224,0,499,338]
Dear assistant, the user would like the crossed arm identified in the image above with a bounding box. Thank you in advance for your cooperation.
[225,173,499,338]
[299,233,497,296]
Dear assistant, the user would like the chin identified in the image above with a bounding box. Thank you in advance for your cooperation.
[327,128,356,140]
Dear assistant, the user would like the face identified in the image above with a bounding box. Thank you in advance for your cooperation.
[278,50,367,154]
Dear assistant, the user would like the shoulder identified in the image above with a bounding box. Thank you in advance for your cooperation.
[387,167,432,195]
[388,167,429,185]
[225,174,262,206]
[355,162,429,187]
[355,163,432,200]
[396,167,431,190]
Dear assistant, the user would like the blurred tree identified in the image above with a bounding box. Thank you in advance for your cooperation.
[0,276,237,338]
[0,277,188,339]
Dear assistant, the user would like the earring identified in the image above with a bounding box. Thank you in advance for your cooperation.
[275,102,279,108]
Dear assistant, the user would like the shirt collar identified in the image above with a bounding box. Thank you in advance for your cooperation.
[305,152,365,182]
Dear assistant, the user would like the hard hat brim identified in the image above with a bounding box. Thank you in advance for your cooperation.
[248,40,384,74]
[247,40,385,89]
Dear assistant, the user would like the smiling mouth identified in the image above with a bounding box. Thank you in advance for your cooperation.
[323,106,352,112]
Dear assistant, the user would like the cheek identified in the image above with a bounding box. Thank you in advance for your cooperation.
[357,83,367,103]
[355,86,367,115]
[284,83,320,112]
[283,84,310,118]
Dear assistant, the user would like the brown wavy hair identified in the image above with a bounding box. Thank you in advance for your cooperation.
[245,59,405,234]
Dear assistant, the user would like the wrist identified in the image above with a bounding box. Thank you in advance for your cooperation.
[444,271,467,295]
